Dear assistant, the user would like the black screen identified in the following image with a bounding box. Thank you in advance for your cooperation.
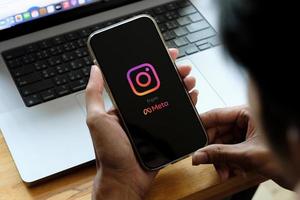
[89,16,207,169]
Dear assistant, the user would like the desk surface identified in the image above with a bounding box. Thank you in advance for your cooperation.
[0,131,264,200]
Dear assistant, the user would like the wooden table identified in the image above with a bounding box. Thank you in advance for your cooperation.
[0,131,264,200]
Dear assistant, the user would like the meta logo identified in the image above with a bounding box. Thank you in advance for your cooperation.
[143,101,169,116]
[127,63,160,96]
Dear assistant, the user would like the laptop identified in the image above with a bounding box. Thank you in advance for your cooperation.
[0,0,247,184]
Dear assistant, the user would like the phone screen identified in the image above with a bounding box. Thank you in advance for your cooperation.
[89,16,207,169]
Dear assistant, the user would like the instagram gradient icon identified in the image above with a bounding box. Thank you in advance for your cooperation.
[127,63,160,96]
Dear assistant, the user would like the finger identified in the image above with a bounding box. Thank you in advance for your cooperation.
[169,48,179,61]
[107,107,117,115]
[86,65,106,115]
[200,106,247,129]
[178,65,192,78]
[189,89,199,106]
[184,76,196,91]
[215,164,230,182]
[107,108,120,122]
[192,144,245,166]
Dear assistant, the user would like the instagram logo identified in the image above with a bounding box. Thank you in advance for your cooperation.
[127,63,160,96]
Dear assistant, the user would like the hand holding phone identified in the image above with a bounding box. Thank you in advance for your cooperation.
[88,15,207,170]
[86,49,199,199]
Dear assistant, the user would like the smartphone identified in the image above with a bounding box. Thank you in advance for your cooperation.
[87,15,207,170]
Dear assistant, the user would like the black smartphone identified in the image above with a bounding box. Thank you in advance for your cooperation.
[88,15,207,170]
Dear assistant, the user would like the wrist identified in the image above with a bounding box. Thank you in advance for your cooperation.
[93,170,147,200]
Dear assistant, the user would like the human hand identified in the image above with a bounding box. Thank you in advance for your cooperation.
[86,48,199,199]
[192,106,289,187]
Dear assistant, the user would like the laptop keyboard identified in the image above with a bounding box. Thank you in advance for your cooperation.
[2,0,220,107]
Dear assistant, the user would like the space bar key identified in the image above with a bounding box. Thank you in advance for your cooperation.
[21,80,54,96]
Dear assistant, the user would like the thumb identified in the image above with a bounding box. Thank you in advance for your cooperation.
[85,65,106,115]
[192,144,245,166]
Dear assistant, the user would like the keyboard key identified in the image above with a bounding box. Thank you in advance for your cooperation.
[63,42,76,51]
[178,47,187,58]
[82,67,91,77]
[25,44,38,53]
[75,38,87,47]
[70,59,85,70]
[178,0,191,8]
[42,68,57,79]
[153,6,166,15]
[196,39,209,46]
[24,94,42,107]
[178,6,197,16]
[185,45,199,55]
[78,28,92,37]
[36,50,50,60]
[21,54,36,64]
[56,64,71,74]
[52,36,66,45]
[154,15,166,24]
[54,75,68,85]
[74,48,89,58]
[159,24,167,32]
[186,21,210,33]
[12,64,35,77]
[165,20,179,30]
[70,79,87,92]
[56,85,71,96]
[186,28,216,43]
[208,36,221,46]
[16,72,42,86]
[177,16,192,26]
[163,31,176,41]
[48,56,63,66]
[21,79,54,96]
[174,37,189,47]
[189,13,203,22]
[3,47,25,60]
[166,2,179,11]
[49,46,63,56]
[165,11,179,20]
[34,60,49,70]
[83,57,93,65]
[62,52,76,62]
[174,27,188,37]
[39,40,52,49]
[66,32,79,41]
[6,58,23,68]
[68,70,83,81]
[198,43,211,51]
[41,89,56,101]
[165,40,176,48]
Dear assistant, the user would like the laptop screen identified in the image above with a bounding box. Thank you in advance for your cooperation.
[0,0,139,41]
[0,0,101,31]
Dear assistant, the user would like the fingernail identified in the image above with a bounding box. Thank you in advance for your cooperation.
[91,65,97,72]
[192,151,208,165]
[169,48,179,53]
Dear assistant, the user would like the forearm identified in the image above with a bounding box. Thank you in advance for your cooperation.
[93,172,144,200]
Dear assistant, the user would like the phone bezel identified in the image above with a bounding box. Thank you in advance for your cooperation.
[87,14,208,171]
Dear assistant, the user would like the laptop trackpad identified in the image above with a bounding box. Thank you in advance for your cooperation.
[176,59,225,113]
[77,59,224,115]
[0,96,95,183]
